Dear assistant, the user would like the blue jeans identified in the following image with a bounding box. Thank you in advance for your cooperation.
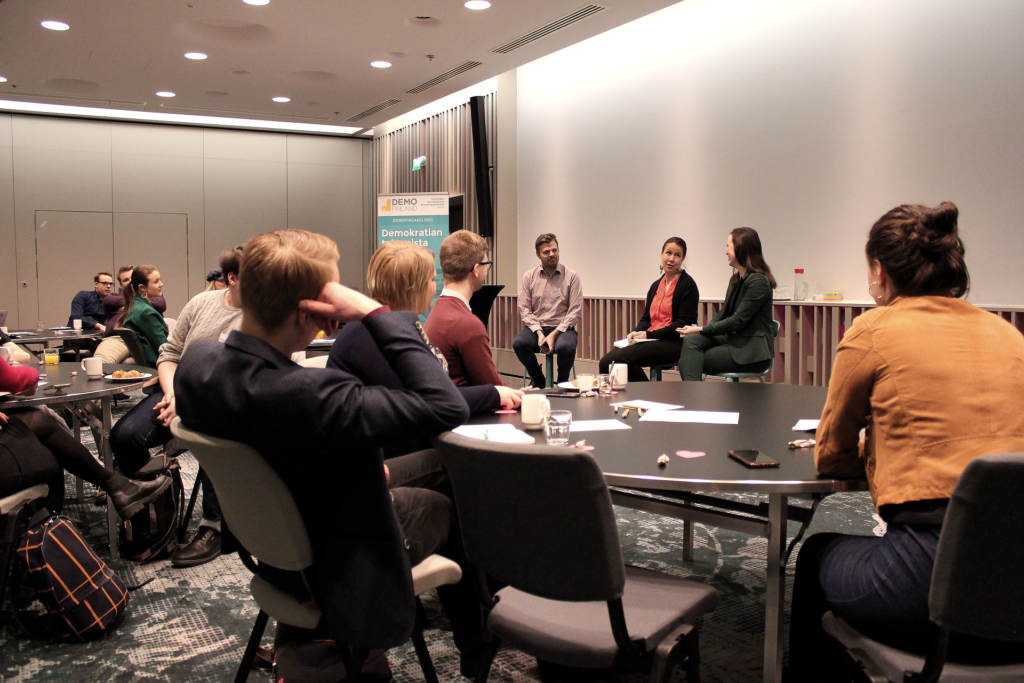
[513,326,577,387]
[110,390,222,526]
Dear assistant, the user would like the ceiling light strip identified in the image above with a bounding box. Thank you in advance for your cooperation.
[160,103,333,121]
[405,61,483,95]
[492,5,605,54]
[0,99,362,136]
[346,99,401,122]
[3,91,148,107]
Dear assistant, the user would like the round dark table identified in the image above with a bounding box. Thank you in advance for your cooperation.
[466,380,867,683]
[5,328,103,362]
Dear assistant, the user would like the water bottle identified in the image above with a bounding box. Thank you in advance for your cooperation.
[794,269,805,301]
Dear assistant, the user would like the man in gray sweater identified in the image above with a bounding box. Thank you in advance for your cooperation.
[110,246,244,567]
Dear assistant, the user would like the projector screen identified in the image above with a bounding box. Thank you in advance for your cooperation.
[516,0,1024,304]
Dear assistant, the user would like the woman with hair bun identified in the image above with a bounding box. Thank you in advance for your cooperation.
[598,237,699,381]
[786,202,1024,680]
[677,227,776,380]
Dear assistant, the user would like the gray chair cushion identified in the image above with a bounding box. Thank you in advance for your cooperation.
[250,574,322,630]
[489,565,718,669]
[823,612,1024,682]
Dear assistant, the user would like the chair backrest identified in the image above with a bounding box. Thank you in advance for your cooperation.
[170,418,314,571]
[113,327,153,368]
[929,453,1024,641]
[434,431,626,602]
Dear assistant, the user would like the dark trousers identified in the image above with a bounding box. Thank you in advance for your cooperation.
[388,448,482,653]
[0,414,65,514]
[599,339,682,382]
[513,326,578,387]
[678,333,770,381]
[110,390,222,525]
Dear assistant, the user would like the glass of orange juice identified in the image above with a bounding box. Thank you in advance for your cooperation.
[44,349,59,365]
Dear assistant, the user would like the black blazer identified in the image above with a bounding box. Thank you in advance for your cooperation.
[634,271,700,340]
[701,272,775,365]
[328,321,499,457]
[175,313,469,648]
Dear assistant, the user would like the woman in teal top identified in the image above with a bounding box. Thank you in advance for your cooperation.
[119,265,168,365]
[677,227,777,380]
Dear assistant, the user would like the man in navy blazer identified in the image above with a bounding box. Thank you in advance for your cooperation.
[174,230,479,657]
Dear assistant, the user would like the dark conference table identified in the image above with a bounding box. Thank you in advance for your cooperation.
[465,380,867,683]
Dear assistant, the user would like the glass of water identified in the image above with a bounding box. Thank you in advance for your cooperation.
[598,374,612,395]
[546,410,573,446]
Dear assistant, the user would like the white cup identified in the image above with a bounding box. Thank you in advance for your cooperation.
[72,319,82,330]
[521,393,551,431]
[0,347,11,364]
[81,357,104,378]
[610,363,629,389]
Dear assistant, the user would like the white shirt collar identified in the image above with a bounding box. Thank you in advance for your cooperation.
[440,288,471,309]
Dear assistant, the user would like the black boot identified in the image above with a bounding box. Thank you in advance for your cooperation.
[107,474,171,519]
[171,528,222,567]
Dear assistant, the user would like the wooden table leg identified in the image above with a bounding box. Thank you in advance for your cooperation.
[763,493,788,683]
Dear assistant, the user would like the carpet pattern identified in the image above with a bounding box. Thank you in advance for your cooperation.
[0,391,880,682]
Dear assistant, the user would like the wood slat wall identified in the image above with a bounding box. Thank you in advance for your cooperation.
[488,295,1024,387]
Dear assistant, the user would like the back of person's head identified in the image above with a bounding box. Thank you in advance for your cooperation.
[440,230,487,284]
[866,201,969,298]
[119,265,158,326]
[730,227,776,288]
[219,245,245,278]
[367,240,435,311]
[535,233,558,253]
[240,229,339,331]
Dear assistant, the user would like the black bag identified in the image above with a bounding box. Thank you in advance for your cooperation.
[118,452,184,562]
[273,642,393,683]
[14,510,130,641]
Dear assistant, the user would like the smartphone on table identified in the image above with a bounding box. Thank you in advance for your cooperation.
[728,449,781,468]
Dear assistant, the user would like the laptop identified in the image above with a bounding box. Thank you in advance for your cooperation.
[0,310,7,328]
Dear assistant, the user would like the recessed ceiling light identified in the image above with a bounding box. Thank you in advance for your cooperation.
[156,91,176,98]
[464,1,491,9]
[243,0,270,4]
[272,96,290,103]
[185,52,208,60]
[371,61,392,69]
[41,20,70,31]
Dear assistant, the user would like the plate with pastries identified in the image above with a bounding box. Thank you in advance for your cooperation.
[103,370,153,382]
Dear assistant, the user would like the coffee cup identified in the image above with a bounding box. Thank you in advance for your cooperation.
[0,347,11,364]
[521,393,551,430]
[610,363,629,389]
[72,319,82,331]
[81,357,104,378]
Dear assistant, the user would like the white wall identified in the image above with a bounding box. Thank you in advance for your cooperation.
[516,0,1024,304]
[0,114,367,328]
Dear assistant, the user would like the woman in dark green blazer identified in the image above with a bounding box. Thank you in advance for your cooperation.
[120,265,168,365]
[677,227,777,381]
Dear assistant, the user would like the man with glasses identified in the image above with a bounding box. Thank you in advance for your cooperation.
[424,231,507,387]
[513,233,582,387]
[68,272,115,331]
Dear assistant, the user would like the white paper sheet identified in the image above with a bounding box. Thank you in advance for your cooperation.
[613,338,656,349]
[792,419,820,431]
[639,410,740,425]
[569,419,632,432]
[452,424,536,444]
[610,400,683,412]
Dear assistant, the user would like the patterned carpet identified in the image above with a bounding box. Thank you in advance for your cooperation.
[0,391,881,683]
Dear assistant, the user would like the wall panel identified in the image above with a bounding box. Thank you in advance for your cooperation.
[0,115,16,324]
[287,162,364,287]
[203,157,288,260]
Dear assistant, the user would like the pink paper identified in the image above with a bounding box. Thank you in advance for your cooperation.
[676,450,706,459]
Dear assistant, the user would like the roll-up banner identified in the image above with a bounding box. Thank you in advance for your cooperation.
[377,193,448,321]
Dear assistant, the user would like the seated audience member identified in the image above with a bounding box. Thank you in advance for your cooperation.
[204,268,227,292]
[599,237,699,381]
[513,233,583,387]
[328,240,522,457]
[119,265,168,365]
[110,246,243,567]
[93,264,137,364]
[677,227,776,380]
[69,272,114,331]
[786,202,1024,681]
[174,230,484,671]
[424,231,505,387]
[0,357,169,518]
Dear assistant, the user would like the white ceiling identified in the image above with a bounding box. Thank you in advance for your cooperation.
[0,0,681,134]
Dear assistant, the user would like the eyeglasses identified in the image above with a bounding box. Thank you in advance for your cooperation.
[97,281,114,287]
[477,261,493,267]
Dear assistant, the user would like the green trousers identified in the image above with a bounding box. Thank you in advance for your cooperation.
[678,333,771,381]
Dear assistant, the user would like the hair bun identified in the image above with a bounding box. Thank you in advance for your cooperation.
[912,201,959,255]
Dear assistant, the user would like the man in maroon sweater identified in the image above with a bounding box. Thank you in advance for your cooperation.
[424,231,506,387]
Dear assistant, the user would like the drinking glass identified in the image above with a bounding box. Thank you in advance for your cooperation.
[598,374,612,395]
[36,321,45,332]
[546,410,573,446]
[576,373,596,391]
[44,348,59,365]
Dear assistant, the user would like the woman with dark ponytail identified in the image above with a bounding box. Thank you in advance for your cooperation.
[676,227,777,380]
[786,202,1024,680]
[119,265,168,364]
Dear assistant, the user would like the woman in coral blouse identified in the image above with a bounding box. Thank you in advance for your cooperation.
[599,237,699,381]
[786,202,1024,680]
